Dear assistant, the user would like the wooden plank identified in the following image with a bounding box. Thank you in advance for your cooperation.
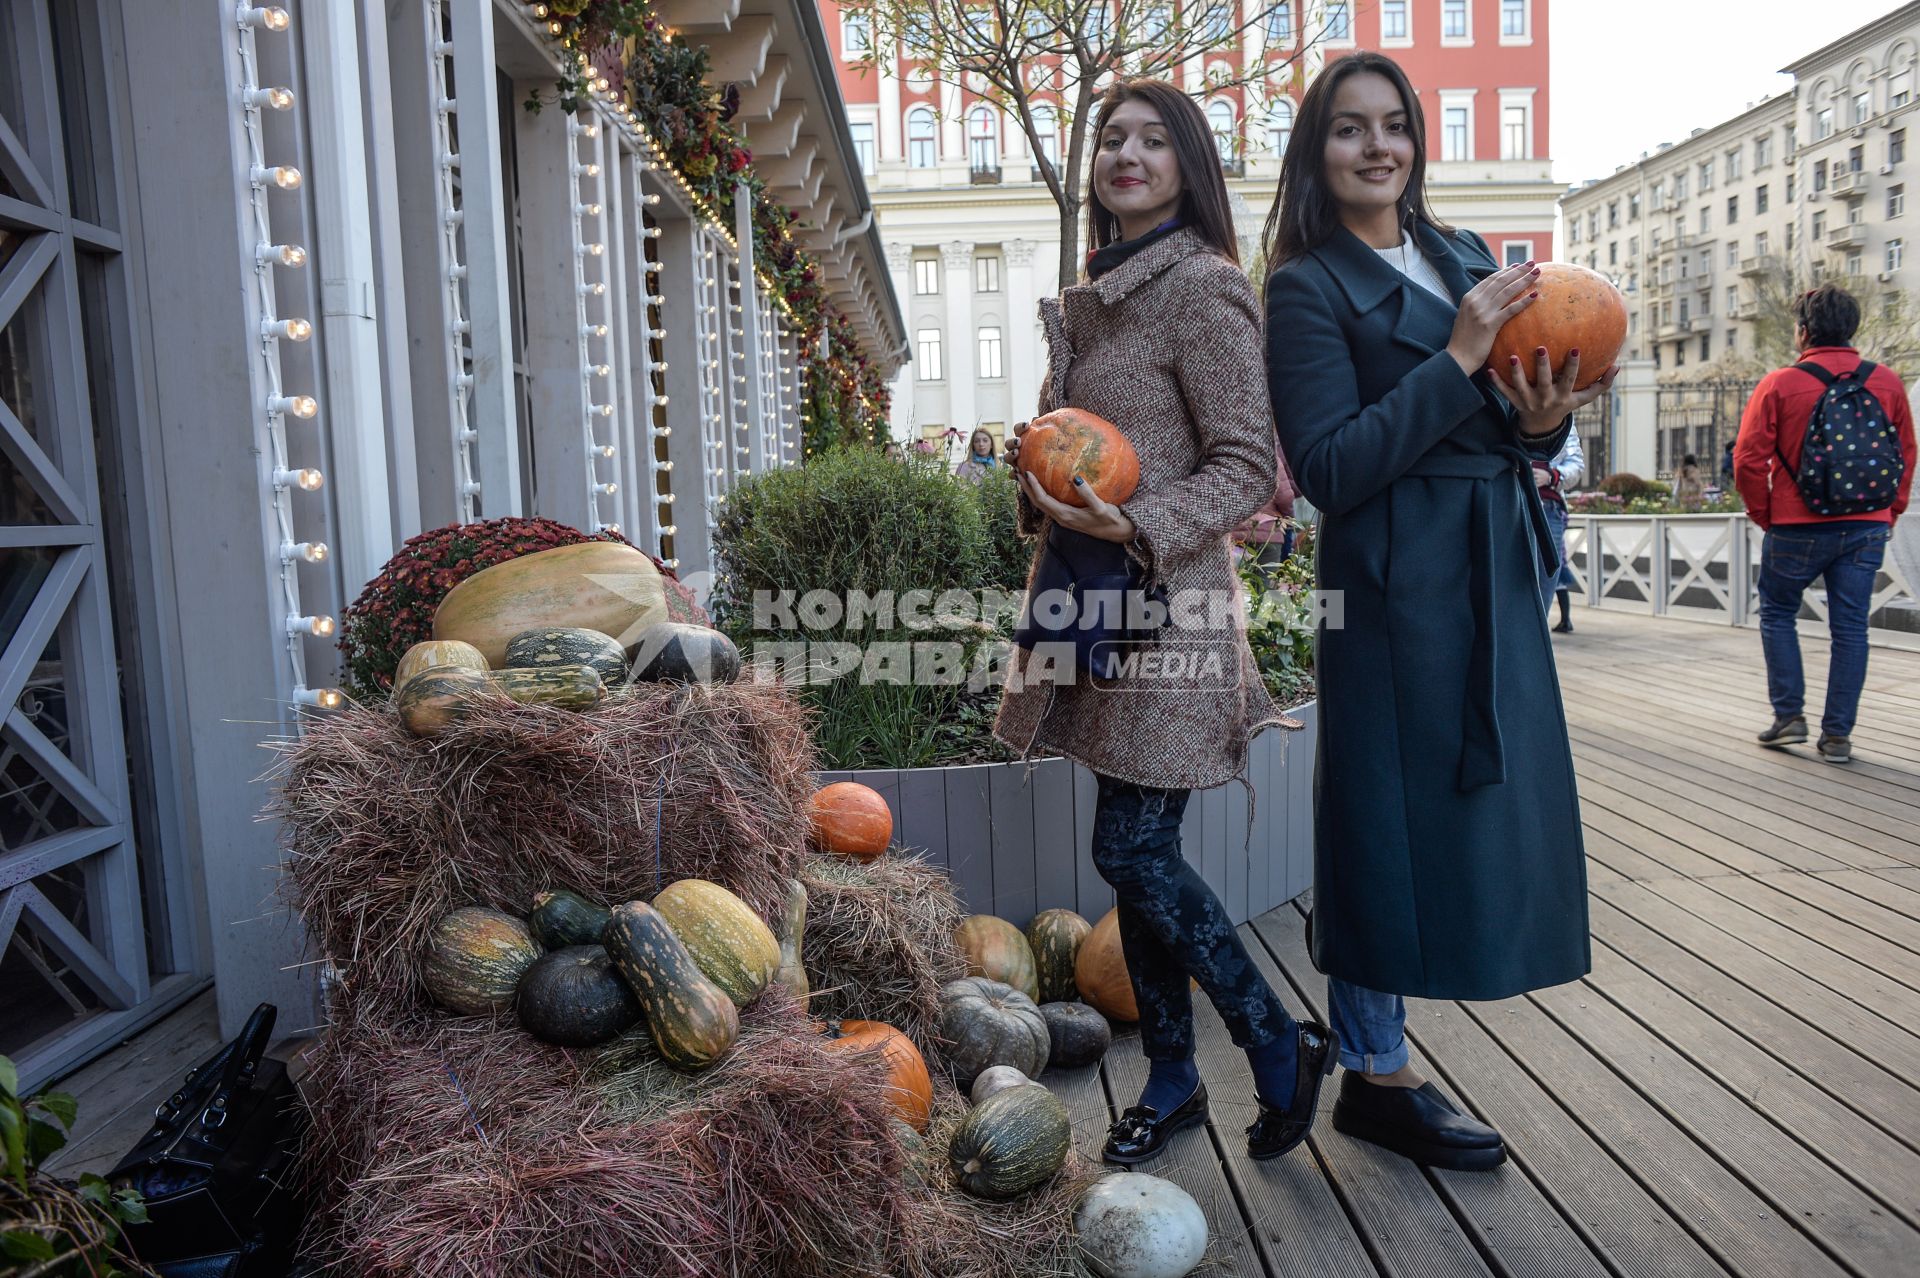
[987,763,1038,926]
[1102,1030,1275,1278]
[1031,758,1078,919]
[943,765,995,913]
[1071,763,1111,921]
[43,992,222,1177]
[1750,869,1920,952]
[895,766,950,871]
[1573,766,1858,876]
[1813,868,1920,922]
[1530,977,1920,1272]
[1253,912,1614,1278]
[1688,872,1920,990]
[1040,1060,1113,1167]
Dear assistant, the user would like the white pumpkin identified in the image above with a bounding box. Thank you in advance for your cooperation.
[969,1064,1034,1106]
[1074,1171,1208,1278]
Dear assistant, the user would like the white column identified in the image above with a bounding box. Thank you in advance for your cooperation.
[1005,239,1040,420]
[885,241,917,438]
[1615,359,1659,479]
[942,240,976,433]
[734,183,772,473]
[878,55,903,161]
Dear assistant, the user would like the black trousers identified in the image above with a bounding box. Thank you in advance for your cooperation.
[1090,774,1296,1060]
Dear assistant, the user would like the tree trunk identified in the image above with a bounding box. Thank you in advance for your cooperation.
[1058,200,1080,290]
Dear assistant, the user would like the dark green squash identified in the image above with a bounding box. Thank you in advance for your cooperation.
[627,621,741,684]
[602,900,739,1070]
[947,1083,1072,1199]
[649,878,780,1008]
[504,626,629,684]
[489,664,606,710]
[892,1117,935,1188]
[1027,909,1093,1004]
[422,906,542,1015]
[938,976,1051,1086]
[396,664,494,738]
[516,945,642,1046]
[529,888,613,949]
[1039,1000,1112,1070]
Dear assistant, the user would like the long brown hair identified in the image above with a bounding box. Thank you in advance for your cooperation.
[1260,51,1450,271]
[1084,78,1239,264]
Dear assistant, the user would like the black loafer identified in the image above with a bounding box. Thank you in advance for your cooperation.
[1102,1080,1209,1165]
[1246,1020,1339,1161]
[1332,1073,1506,1171]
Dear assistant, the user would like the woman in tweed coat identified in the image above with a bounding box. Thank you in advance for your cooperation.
[993,80,1335,1168]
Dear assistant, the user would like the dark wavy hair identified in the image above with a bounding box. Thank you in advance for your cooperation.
[1794,284,1861,347]
[1260,51,1450,271]
[1084,78,1239,265]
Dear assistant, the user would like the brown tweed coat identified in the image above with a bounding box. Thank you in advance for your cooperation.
[992,227,1299,790]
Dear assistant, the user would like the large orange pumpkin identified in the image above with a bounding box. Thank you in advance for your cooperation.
[809,781,893,860]
[1074,907,1139,1021]
[1488,262,1627,392]
[1016,409,1140,508]
[824,1019,933,1131]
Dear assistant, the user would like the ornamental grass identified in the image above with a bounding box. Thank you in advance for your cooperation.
[274,681,816,1026]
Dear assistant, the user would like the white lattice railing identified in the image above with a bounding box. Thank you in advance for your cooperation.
[1566,514,1918,634]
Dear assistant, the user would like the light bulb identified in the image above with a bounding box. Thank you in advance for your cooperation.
[650,295,667,307]
[575,162,600,178]
[657,395,669,406]
[239,6,291,31]
[662,524,678,536]
[660,460,674,471]
[645,226,661,239]
[287,613,336,637]
[583,323,608,338]
[297,686,346,709]
[547,20,562,34]
[531,2,549,16]
[599,445,617,458]
[595,403,614,417]
[262,317,312,341]
[582,123,599,139]
[247,86,295,110]
[645,193,661,206]
[656,427,672,439]
[576,202,602,216]
[274,466,324,491]
[598,482,618,495]
[269,393,318,418]
[649,328,665,340]
[251,164,302,189]
[257,242,307,267]
[656,362,669,372]
[593,364,611,377]
[281,540,328,563]
[585,242,604,256]
[597,522,621,535]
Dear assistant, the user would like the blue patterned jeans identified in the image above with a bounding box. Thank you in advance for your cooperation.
[1091,775,1297,1060]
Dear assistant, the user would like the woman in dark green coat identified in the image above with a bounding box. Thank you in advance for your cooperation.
[1262,53,1613,1171]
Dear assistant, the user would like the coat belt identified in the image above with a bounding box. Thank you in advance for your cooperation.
[1400,448,1559,792]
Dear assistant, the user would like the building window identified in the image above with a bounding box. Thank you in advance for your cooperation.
[1755,230,1769,255]
[916,328,943,380]
[1727,328,1738,353]
[1608,240,1618,266]
[850,121,876,175]
[1207,99,1237,162]
[1674,171,1687,200]
[1442,0,1469,42]
[907,107,936,168]
[1853,90,1872,126]
[1813,209,1827,240]
[1700,333,1711,360]
[974,255,1000,293]
[1325,1,1352,42]
[913,257,940,294]
[1630,235,1639,255]
[1699,159,1713,190]
[1442,105,1470,162]
[904,10,933,50]
[1607,200,1620,229]
[1893,129,1908,166]
[1197,2,1232,42]
[1814,160,1828,193]
[1569,218,1580,245]
[1786,172,1797,201]
[1726,285,1738,312]
[1381,0,1408,41]
[1726,242,1738,269]
[968,106,999,174]
[1031,104,1060,168]
[1501,103,1529,160]
[1266,98,1294,156]
[1081,3,1112,42]
[1726,195,1738,224]
[1501,0,1528,39]
[1266,2,1293,44]
[1141,4,1171,41]
[1888,238,1905,273]
[1726,147,1742,180]
[1849,143,1864,173]
[1755,134,1772,169]
[1788,221,1798,252]
[978,326,1004,379]
[1588,209,1599,238]
[1629,192,1641,220]
[1891,183,1906,219]
[1847,250,1863,276]
[1755,184,1769,214]
[842,12,871,56]
[1502,240,1533,266]
[1817,106,1834,140]
[1894,69,1914,110]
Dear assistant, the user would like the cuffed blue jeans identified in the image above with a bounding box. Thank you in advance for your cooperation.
[1757,522,1890,738]
[1328,978,1410,1074]
[1090,775,1296,1060]
[1540,500,1572,611]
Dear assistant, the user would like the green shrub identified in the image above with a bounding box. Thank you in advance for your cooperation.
[711,447,1025,769]
[1597,471,1664,500]
[1238,526,1318,710]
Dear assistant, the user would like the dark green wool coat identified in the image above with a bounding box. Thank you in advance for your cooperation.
[1265,223,1590,1001]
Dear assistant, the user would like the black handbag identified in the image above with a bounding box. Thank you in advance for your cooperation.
[109,1002,308,1278]
[1012,524,1169,682]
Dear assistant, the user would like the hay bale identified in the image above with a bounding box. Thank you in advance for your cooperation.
[275,682,816,1023]
[799,853,970,1058]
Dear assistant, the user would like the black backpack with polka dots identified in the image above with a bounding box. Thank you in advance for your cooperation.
[1778,359,1905,516]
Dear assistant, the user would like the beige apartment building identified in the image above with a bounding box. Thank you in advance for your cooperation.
[1561,2,1919,374]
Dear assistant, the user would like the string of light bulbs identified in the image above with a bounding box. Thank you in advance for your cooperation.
[633,157,675,565]
[727,262,750,477]
[569,115,620,534]
[426,0,482,519]
[233,4,340,713]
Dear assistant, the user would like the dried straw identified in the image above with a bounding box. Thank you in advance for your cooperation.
[274,682,816,1023]
[798,852,971,1060]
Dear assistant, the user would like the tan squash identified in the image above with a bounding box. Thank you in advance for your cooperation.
[394,639,488,694]
[432,541,671,666]
[955,915,1039,1002]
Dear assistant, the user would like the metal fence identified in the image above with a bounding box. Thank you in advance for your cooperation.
[1654,379,1758,481]
[1576,386,1617,486]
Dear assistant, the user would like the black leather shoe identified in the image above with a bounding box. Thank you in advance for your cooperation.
[1102,1080,1209,1165]
[1551,616,1573,634]
[1246,1020,1338,1161]
[1332,1072,1506,1170]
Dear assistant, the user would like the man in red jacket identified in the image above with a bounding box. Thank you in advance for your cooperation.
[1734,285,1917,763]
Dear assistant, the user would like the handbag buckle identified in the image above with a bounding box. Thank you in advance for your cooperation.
[200,1102,230,1130]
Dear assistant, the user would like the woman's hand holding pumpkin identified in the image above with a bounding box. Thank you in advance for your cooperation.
[1004,421,1026,468]
[1500,347,1620,437]
[1017,466,1138,543]
[1445,261,1541,378]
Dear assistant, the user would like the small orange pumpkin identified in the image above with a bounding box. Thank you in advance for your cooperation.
[1488,262,1627,392]
[809,781,893,861]
[1016,409,1141,508]
[824,1018,933,1131]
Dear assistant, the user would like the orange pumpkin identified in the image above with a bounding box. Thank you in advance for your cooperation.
[1074,907,1138,1021]
[809,781,893,860]
[1016,409,1141,508]
[1488,262,1627,392]
[824,1019,933,1131]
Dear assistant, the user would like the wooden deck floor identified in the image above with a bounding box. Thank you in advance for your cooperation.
[1045,607,1920,1278]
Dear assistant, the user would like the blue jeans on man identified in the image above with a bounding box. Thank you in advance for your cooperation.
[1756,522,1890,737]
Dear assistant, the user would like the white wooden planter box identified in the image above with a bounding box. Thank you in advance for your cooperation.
[816,702,1318,926]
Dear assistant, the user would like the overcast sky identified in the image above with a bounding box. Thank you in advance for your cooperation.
[1551,0,1904,187]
